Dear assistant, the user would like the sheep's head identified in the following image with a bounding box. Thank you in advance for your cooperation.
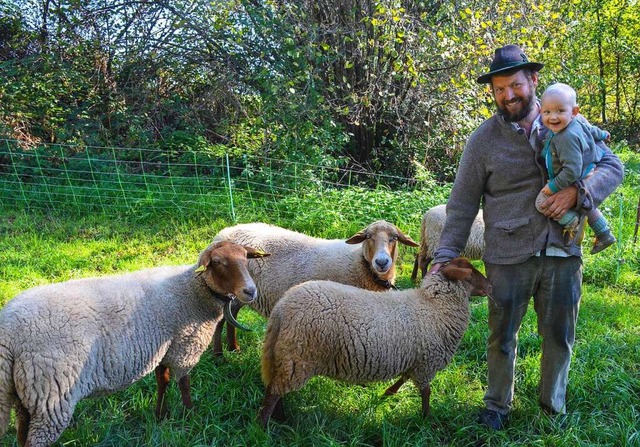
[440,257,492,297]
[196,241,270,304]
[345,220,419,281]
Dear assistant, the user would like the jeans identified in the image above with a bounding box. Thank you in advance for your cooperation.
[483,254,582,414]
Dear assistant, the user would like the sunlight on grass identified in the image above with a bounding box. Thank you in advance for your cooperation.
[0,193,638,446]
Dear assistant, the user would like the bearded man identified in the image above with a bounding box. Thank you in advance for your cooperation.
[429,45,623,429]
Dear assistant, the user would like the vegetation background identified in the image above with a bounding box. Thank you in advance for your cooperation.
[0,0,639,446]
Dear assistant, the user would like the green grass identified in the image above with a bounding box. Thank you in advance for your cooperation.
[2,141,640,446]
[0,206,638,447]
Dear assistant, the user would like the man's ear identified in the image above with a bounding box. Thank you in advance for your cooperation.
[531,72,539,87]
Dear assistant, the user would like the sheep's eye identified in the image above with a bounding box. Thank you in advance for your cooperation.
[210,258,222,265]
[390,235,398,241]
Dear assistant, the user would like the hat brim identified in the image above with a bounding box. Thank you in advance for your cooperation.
[477,62,544,84]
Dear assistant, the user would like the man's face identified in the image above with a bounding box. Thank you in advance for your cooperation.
[491,70,538,122]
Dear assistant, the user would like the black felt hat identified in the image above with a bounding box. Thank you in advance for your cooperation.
[476,44,544,84]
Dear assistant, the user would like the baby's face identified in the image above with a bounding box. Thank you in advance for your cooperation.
[541,92,576,133]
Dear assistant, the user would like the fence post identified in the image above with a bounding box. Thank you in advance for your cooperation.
[6,140,28,208]
[616,193,624,283]
[633,195,640,245]
[225,153,236,222]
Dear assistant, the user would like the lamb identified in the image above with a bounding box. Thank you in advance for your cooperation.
[0,241,269,447]
[258,257,492,427]
[411,204,485,280]
[211,220,419,356]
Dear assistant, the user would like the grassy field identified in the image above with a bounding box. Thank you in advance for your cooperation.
[0,201,638,447]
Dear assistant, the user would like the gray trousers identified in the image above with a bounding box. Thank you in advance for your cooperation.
[484,254,582,415]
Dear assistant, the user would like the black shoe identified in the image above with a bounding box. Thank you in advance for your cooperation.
[478,408,508,430]
[590,232,616,254]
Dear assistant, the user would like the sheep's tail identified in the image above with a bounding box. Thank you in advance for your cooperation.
[260,316,282,387]
[0,344,15,437]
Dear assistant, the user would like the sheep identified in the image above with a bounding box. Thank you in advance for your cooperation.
[411,205,485,281]
[211,220,419,357]
[0,241,269,447]
[258,257,492,427]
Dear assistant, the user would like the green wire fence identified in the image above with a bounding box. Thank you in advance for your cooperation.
[1,139,638,285]
[0,139,435,223]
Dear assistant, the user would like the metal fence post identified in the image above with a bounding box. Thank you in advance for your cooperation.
[225,153,236,222]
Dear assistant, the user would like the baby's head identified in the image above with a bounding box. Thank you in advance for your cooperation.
[540,83,579,133]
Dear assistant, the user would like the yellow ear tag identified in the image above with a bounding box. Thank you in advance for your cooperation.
[195,265,206,273]
[256,250,267,256]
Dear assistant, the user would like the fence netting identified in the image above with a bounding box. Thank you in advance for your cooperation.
[0,139,436,223]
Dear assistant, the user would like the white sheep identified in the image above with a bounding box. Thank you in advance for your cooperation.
[0,241,269,447]
[258,257,492,427]
[211,220,419,356]
[411,205,485,280]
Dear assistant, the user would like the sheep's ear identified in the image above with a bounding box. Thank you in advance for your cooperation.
[245,246,271,259]
[396,229,419,247]
[345,230,367,245]
[441,265,472,282]
[196,250,211,274]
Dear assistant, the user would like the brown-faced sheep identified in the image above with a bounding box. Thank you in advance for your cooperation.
[0,241,269,447]
[258,257,492,427]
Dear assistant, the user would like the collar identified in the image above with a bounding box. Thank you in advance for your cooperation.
[210,290,232,303]
[362,258,398,290]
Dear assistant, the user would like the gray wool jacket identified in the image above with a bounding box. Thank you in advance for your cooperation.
[433,112,624,265]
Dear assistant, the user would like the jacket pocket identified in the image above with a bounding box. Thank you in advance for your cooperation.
[486,217,534,259]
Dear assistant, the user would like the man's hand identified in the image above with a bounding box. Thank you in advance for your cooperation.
[538,184,578,220]
[428,262,445,275]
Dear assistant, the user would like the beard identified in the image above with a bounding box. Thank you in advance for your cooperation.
[496,86,536,123]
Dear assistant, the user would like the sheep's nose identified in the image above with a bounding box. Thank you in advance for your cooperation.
[375,257,390,271]
[243,286,257,300]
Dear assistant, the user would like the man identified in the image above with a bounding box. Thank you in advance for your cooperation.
[430,45,624,429]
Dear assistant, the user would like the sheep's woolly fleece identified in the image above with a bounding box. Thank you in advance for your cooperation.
[261,268,479,395]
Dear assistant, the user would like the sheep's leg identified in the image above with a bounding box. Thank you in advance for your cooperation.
[226,302,243,352]
[258,390,283,428]
[384,376,408,395]
[212,319,225,358]
[272,396,285,421]
[14,400,29,447]
[421,256,433,278]
[226,323,238,352]
[178,375,194,410]
[26,408,73,447]
[155,364,171,419]
[420,383,431,418]
[411,254,420,281]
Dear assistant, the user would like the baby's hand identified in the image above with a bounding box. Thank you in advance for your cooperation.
[541,185,553,196]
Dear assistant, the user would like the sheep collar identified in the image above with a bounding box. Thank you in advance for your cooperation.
[209,289,254,332]
[362,258,398,290]
[375,277,398,290]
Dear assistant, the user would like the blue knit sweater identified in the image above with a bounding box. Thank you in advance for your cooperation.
[544,118,608,193]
